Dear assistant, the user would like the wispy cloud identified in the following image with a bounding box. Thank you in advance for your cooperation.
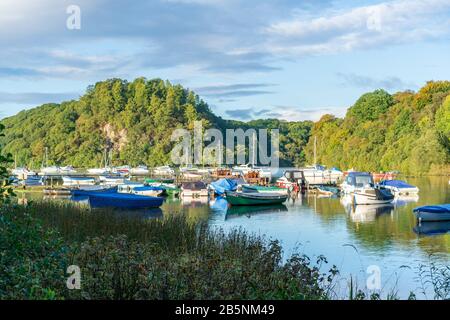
[336,73,417,90]
[0,91,80,105]
[224,105,344,121]
[195,83,275,99]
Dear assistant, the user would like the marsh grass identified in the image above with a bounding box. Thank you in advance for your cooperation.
[1,201,339,300]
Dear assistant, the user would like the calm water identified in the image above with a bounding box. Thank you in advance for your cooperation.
[20,176,450,299]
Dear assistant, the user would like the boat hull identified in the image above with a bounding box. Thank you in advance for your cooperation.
[242,185,288,195]
[352,188,394,205]
[88,193,164,209]
[225,191,287,206]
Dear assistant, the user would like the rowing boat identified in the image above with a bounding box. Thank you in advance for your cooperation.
[225,191,287,206]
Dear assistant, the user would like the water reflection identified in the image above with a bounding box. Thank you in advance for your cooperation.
[226,204,288,219]
[414,222,450,236]
[13,176,450,298]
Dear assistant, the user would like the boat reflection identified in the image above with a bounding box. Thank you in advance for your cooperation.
[341,195,393,223]
[414,221,450,236]
[181,195,209,206]
[225,204,288,219]
[209,196,229,212]
[393,195,419,207]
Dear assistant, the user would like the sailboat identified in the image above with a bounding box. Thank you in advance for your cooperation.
[301,137,342,185]
[87,149,112,175]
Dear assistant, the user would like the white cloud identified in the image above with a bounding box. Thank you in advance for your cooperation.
[264,0,450,56]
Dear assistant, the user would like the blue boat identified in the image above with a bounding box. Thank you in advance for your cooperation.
[88,192,164,209]
[379,179,419,195]
[71,186,118,197]
[210,178,238,195]
[413,204,450,222]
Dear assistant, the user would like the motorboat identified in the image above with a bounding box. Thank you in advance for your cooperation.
[87,167,111,175]
[11,167,37,177]
[302,164,342,185]
[62,176,96,186]
[340,172,394,205]
[118,183,165,197]
[153,166,175,176]
[130,165,150,175]
[379,180,419,196]
[98,175,127,186]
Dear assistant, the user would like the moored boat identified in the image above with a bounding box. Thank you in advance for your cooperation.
[118,183,165,197]
[181,181,208,197]
[225,191,287,206]
[153,165,175,176]
[88,193,164,209]
[353,187,394,205]
[413,204,450,222]
[379,180,419,196]
[242,184,288,195]
[210,178,239,196]
[130,165,150,175]
[62,176,96,186]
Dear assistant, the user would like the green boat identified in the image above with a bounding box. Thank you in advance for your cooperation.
[242,184,288,195]
[145,178,175,184]
[225,191,288,206]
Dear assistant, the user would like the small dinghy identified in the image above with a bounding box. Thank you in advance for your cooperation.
[413,204,450,222]
[88,193,164,209]
[225,191,287,206]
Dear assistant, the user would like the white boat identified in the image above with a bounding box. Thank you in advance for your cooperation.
[302,164,342,185]
[378,180,419,196]
[60,166,77,174]
[62,176,96,186]
[232,164,272,179]
[181,181,209,197]
[11,167,37,177]
[40,166,62,175]
[353,187,394,205]
[117,183,164,197]
[98,176,126,186]
[153,166,175,176]
[87,167,111,175]
[181,166,203,179]
[341,171,394,205]
[112,166,131,175]
[413,204,450,222]
[341,172,373,194]
[130,165,150,175]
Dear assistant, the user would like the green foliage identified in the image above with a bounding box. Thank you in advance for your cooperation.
[0,206,68,299]
[307,82,450,175]
[0,78,312,168]
[347,89,394,122]
[2,202,338,300]
[0,124,13,203]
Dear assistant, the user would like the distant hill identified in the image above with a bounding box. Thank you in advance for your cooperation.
[1,78,448,175]
[0,78,311,168]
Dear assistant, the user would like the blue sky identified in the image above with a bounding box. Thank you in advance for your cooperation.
[0,0,449,121]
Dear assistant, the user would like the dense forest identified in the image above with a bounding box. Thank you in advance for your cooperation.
[0,78,449,174]
[0,78,311,168]
[305,81,450,175]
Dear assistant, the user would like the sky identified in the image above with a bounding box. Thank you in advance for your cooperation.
[0,0,449,121]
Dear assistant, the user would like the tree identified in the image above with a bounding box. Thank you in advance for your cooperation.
[0,124,13,203]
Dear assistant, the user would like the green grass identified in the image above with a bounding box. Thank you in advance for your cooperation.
[1,201,338,300]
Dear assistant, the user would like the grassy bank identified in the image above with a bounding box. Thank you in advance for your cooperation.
[0,201,339,300]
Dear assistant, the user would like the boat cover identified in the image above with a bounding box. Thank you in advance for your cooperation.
[413,204,450,213]
[134,186,165,192]
[379,180,416,189]
[210,178,238,195]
